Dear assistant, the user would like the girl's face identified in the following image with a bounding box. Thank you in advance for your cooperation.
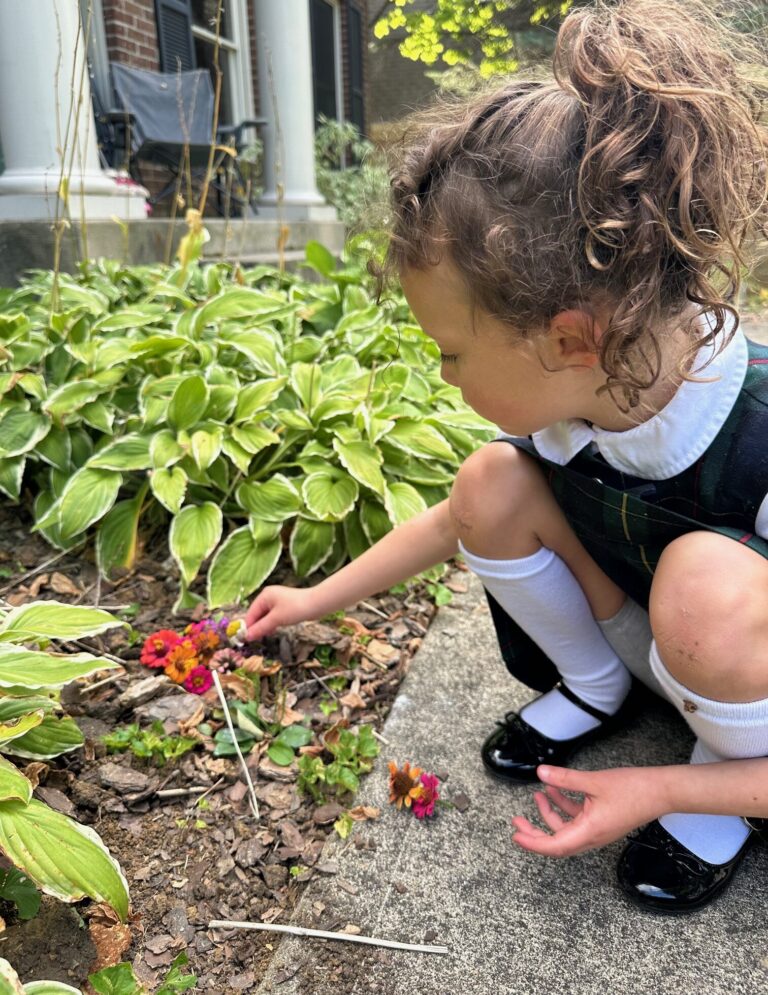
[400,259,593,436]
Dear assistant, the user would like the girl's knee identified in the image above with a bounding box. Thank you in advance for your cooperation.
[650,532,768,700]
[449,443,542,543]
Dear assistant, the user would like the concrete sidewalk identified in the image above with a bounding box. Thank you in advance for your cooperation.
[256,574,768,995]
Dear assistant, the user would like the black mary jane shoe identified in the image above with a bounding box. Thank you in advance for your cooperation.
[481,681,638,784]
[616,819,755,914]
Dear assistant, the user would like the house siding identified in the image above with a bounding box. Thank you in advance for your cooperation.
[103,0,159,70]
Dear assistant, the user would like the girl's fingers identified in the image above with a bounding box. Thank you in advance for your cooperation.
[533,790,566,831]
[510,816,548,838]
[543,785,582,818]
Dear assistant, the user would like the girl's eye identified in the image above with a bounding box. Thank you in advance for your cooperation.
[439,353,458,364]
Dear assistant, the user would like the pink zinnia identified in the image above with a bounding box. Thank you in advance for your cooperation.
[209,647,245,673]
[140,630,181,669]
[413,773,440,819]
[183,665,213,695]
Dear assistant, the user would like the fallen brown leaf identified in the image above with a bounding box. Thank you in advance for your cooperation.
[348,805,381,822]
[50,571,82,596]
[241,655,281,677]
[339,691,366,710]
[27,574,49,598]
[21,762,48,789]
[218,672,255,702]
[87,902,133,973]
[177,700,206,736]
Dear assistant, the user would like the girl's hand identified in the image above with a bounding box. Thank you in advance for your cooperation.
[510,764,671,858]
[244,585,318,641]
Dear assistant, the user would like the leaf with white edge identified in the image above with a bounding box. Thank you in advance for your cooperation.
[35,426,72,472]
[0,411,50,459]
[0,711,45,745]
[383,481,428,526]
[0,797,129,919]
[150,466,187,515]
[43,380,103,419]
[25,982,84,993]
[359,499,392,545]
[220,437,252,475]
[0,757,33,803]
[0,456,25,501]
[383,419,455,461]
[167,376,209,432]
[0,602,124,641]
[207,526,281,608]
[332,438,385,498]
[234,378,288,422]
[0,958,24,994]
[236,474,301,521]
[169,502,223,585]
[289,362,322,411]
[229,424,279,455]
[96,496,143,578]
[302,472,358,522]
[150,429,185,468]
[88,435,152,471]
[4,716,84,760]
[0,648,118,688]
[191,428,222,471]
[289,517,336,577]
[58,468,121,539]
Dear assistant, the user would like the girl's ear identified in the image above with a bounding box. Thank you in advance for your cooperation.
[547,309,603,369]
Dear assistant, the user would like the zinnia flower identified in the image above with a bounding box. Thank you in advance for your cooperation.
[191,628,220,659]
[164,640,199,684]
[209,647,245,673]
[140,630,181,669]
[388,761,425,810]
[183,665,214,695]
[413,773,440,819]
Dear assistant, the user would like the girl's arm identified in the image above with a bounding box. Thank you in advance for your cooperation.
[510,758,768,858]
[244,498,458,640]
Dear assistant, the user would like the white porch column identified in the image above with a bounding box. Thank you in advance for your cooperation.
[0,0,147,221]
[254,0,337,221]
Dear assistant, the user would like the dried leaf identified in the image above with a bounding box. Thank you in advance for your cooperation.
[178,700,206,736]
[339,691,366,709]
[50,571,82,595]
[218,672,256,702]
[241,655,281,677]
[340,923,362,935]
[348,805,381,822]
[364,640,399,666]
[27,574,49,597]
[21,762,49,789]
[87,901,133,972]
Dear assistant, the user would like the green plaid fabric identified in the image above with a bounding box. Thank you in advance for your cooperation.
[486,334,768,691]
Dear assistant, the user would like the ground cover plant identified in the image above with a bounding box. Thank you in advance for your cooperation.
[0,238,494,613]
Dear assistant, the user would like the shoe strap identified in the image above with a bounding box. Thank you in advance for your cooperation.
[555,681,612,722]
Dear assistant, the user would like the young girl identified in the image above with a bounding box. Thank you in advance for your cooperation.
[245,0,768,912]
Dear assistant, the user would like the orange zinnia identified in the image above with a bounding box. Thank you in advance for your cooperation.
[388,761,425,810]
[164,639,199,684]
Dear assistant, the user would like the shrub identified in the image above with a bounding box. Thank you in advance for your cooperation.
[314,115,390,232]
[0,240,494,609]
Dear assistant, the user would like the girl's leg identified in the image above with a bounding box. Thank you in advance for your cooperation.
[641,531,768,865]
[450,442,633,744]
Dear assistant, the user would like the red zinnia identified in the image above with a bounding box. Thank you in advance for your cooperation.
[140,630,181,669]
[183,665,214,695]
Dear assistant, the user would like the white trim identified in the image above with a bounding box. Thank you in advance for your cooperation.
[191,0,255,127]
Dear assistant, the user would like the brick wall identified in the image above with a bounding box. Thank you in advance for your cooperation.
[102,0,159,70]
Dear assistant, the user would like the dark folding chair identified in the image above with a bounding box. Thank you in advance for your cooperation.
[99,63,265,216]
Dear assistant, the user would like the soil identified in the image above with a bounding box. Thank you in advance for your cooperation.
[0,501,462,992]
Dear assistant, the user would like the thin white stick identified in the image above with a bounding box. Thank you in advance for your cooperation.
[358,600,388,620]
[372,729,391,746]
[81,671,126,694]
[212,670,259,821]
[207,919,449,955]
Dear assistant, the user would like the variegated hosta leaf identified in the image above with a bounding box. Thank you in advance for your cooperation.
[0,602,124,642]
[289,362,322,412]
[167,375,209,431]
[0,647,118,689]
[150,466,187,515]
[0,798,129,920]
[360,499,392,545]
[207,526,282,609]
[0,756,33,804]
[0,710,45,746]
[23,983,83,994]
[150,429,185,469]
[96,495,143,578]
[236,474,302,521]
[384,418,455,461]
[35,425,72,472]
[0,958,24,995]
[332,439,386,498]
[229,424,280,455]
[0,456,25,501]
[302,471,358,522]
[0,410,50,459]
[383,481,428,526]
[169,502,223,585]
[4,716,84,760]
[289,517,336,577]
[234,377,288,422]
[87,434,152,471]
[191,428,222,471]
[58,468,122,539]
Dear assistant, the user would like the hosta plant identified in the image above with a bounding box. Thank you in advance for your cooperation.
[0,238,495,610]
[0,601,129,922]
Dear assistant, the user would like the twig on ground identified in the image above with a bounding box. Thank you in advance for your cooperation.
[212,670,259,821]
[372,729,391,747]
[359,600,389,620]
[63,639,125,665]
[207,919,449,955]
[80,671,126,694]
[185,776,226,808]
[0,545,86,597]
[157,782,227,800]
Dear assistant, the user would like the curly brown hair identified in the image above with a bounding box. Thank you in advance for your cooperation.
[369,0,768,408]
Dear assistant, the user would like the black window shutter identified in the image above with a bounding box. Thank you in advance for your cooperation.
[310,0,338,125]
[347,3,364,135]
[155,0,196,73]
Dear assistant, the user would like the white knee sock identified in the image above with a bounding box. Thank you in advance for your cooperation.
[651,641,768,863]
[459,541,631,740]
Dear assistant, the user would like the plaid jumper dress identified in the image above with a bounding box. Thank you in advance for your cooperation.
[487,334,768,694]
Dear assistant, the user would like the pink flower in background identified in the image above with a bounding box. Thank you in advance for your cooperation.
[209,647,246,673]
[413,773,440,820]
[183,665,213,695]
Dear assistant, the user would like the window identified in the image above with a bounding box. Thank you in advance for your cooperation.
[310,0,343,127]
[347,4,364,135]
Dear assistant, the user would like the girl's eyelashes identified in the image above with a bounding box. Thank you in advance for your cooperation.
[439,353,458,364]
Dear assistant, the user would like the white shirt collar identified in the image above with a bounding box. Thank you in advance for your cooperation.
[523,314,748,479]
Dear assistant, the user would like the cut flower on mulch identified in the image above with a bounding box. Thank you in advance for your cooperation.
[388,761,441,818]
[139,616,248,694]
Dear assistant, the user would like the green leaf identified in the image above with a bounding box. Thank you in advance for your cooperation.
[35,426,72,472]
[234,378,288,421]
[167,376,209,432]
[222,330,285,377]
[0,711,45,747]
[169,502,223,585]
[150,466,187,515]
[301,471,358,521]
[0,410,50,459]
[207,526,281,609]
[332,439,385,497]
[88,435,152,471]
[305,240,336,276]
[220,437,252,475]
[0,797,129,919]
[289,362,322,411]
[156,952,196,994]
[236,473,301,521]
[276,724,312,749]
[267,742,295,766]
[289,517,335,576]
[23,984,82,994]
[96,495,143,578]
[197,288,295,328]
[58,468,122,539]
[43,380,102,418]
[0,959,24,995]
[4,715,85,760]
[191,428,222,471]
[150,429,185,468]
[229,424,280,455]
[0,868,40,920]
[0,756,33,803]
[383,481,427,526]
[0,456,25,501]
[359,499,392,545]
[384,419,455,461]
[0,602,123,641]
[0,647,118,689]
[80,399,115,434]
[87,962,143,995]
